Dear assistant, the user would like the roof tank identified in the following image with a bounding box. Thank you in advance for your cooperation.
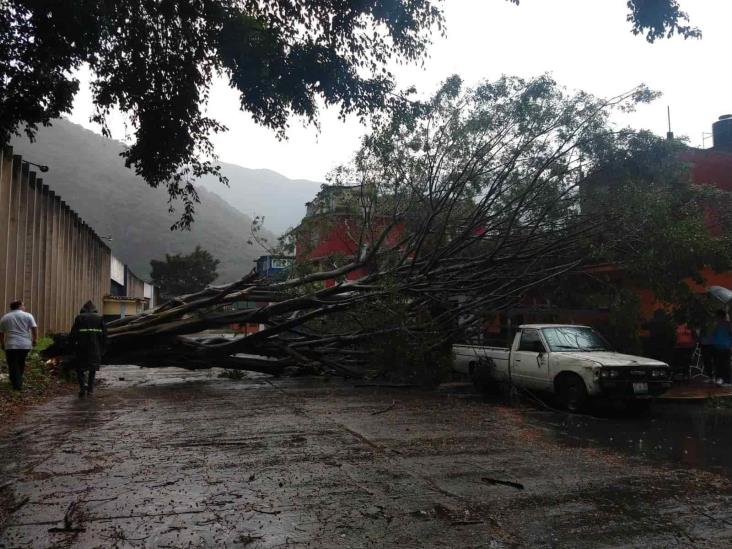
[713,114,732,151]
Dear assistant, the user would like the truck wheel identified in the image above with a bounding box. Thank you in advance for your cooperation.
[470,359,494,394]
[557,374,588,413]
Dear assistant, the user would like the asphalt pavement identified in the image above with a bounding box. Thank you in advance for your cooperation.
[0,366,731,548]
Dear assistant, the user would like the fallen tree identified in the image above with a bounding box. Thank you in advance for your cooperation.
[45,75,664,380]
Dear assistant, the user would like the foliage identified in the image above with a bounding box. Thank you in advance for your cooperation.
[49,75,704,379]
[285,74,659,359]
[625,0,701,42]
[508,0,700,42]
[2,1,700,227]
[1,0,442,227]
[218,368,247,380]
[1,337,71,421]
[150,246,220,300]
[583,132,732,306]
[606,290,643,354]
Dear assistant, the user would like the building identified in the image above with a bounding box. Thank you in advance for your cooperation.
[635,115,732,317]
[255,255,293,281]
[296,185,403,287]
[102,255,158,321]
[0,147,111,335]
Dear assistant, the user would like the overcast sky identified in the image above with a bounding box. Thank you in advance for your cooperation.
[69,0,732,181]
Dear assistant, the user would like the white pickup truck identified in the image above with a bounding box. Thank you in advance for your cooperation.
[454,324,672,411]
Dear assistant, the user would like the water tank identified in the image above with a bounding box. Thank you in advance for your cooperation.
[713,115,732,151]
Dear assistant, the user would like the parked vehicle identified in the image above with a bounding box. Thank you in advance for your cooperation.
[453,324,672,411]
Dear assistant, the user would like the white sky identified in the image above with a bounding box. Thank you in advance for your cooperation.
[69,0,732,181]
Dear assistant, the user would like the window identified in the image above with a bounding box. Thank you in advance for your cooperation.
[541,327,611,352]
[518,329,546,353]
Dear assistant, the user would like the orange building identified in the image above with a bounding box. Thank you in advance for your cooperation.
[637,116,732,317]
[296,185,403,288]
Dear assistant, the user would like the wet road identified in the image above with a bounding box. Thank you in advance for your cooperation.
[1,366,731,548]
[522,401,732,478]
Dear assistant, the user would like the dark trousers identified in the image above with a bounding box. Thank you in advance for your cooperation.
[76,368,96,393]
[5,349,30,390]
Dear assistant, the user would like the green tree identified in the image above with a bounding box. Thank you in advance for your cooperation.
[1,0,442,227]
[582,132,732,304]
[544,133,732,350]
[1,1,698,227]
[48,74,716,378]
[150,246,220,300]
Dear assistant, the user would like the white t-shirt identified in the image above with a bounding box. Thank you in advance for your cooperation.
[0,310,37,350]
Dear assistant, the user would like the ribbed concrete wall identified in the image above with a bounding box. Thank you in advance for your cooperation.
[127,269,146,300]
[0,146,111,335]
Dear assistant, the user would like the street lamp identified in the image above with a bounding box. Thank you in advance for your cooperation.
[25,160,49,172]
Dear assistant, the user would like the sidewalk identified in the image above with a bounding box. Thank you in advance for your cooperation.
[661,380,732,400]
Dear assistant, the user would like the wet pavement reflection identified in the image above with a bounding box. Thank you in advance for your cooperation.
[520,400,732,476]
[1,368,731,547]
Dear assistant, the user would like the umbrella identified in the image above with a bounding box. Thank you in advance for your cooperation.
[707,286,732,305]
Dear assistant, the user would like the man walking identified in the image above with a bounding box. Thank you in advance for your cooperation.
[0,301,38,391]
[69,301,107,398]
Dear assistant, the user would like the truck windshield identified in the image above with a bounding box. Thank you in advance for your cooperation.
[541,327,612,352]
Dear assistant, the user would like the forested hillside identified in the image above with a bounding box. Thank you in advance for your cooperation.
[11,119,276,282]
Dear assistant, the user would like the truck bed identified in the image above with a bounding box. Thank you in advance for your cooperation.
[453,343,510,375]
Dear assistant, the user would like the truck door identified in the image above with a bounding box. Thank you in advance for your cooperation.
[511,329,551,390]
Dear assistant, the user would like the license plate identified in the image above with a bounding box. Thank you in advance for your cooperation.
[633,382,648,394]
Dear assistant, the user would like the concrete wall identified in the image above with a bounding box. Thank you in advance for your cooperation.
[126,268,146,300]
[0,146,111,335]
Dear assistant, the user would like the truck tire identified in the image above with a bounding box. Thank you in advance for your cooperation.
[470,359,495,394]
[557,373,588,413]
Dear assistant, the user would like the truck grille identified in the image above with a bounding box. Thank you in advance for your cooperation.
[615,367,666,381]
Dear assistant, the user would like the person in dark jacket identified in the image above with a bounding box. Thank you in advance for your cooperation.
[69,301,107,397]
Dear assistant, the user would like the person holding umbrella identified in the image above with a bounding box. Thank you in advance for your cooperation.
[711,309,732,384]
[707,287,732,384]
[68,301,107,397]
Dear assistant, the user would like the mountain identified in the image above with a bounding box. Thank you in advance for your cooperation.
[10,118,278,283]
[197,164,323,235]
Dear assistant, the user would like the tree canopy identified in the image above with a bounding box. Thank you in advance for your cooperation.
[46,72,723,381]
[1,0,442,227]
[1,1,698,227]
[545,132,732,351]
[150,246,220,299]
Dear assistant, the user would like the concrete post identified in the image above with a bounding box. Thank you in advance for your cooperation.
[5,156,23,306]
[38,183,50,336]
[0,148,12,310]
[15,163,30,304]
[24,172,37,310]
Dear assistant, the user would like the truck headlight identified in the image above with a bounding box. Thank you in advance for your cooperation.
[651,369,668,378]
[600,369,620,378]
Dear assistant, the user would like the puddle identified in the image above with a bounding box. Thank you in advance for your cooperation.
[522,402,732,475]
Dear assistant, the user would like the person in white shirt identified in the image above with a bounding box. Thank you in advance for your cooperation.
[0,300,38,391]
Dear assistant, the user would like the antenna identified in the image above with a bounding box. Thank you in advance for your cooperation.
[702,132,713,148]
[666,106,674,140]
